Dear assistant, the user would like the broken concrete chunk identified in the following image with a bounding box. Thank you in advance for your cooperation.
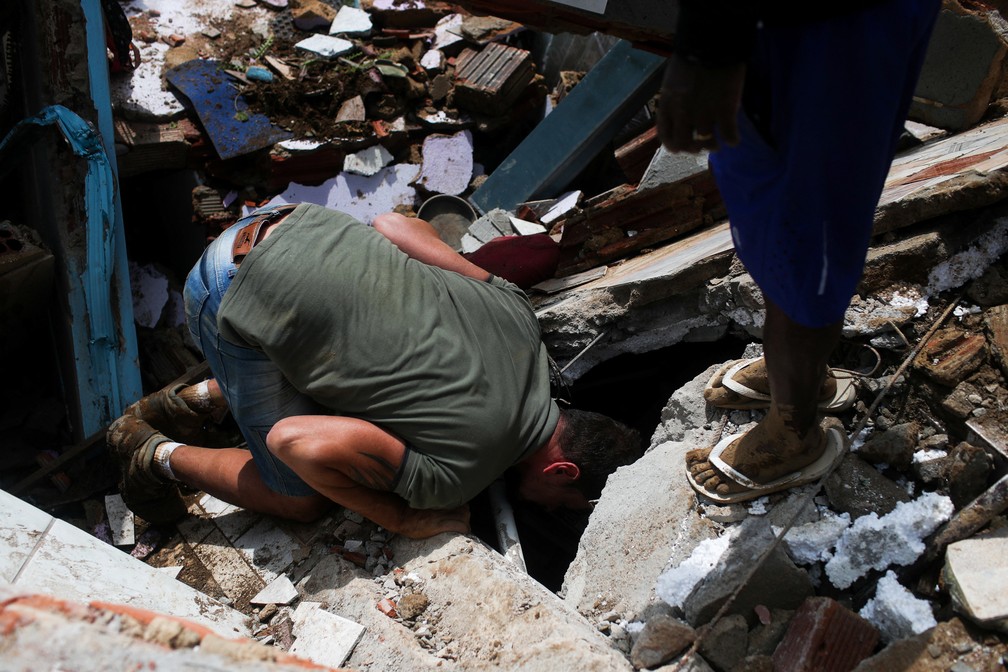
[698,613,749,672]
[681,519,813,626]
[911,7,1008,131]
[825,454,912,519]
[850,618,1003,671]
[460,233,482,254]
[329,5,372,35]
[943,526,1008,633]
[857,422,919,470]
[824,491,953,589]
[467,216,505,244]
[639,146,710,192]
[343,145,393,177]
[294,34,355,59]
[418,130,473,196]
[773,597,878,672]
[250,574,298,606]
[629,615,695,670]
[858,570,936,643]
[941,380,982,419]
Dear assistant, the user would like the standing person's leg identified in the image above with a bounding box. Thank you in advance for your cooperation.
[686,0,940,500]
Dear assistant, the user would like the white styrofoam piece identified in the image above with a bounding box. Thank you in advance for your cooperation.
[289,602,365,668]
[104,494,135,546]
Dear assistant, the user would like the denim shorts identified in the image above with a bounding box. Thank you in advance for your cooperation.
[183,207,324,497]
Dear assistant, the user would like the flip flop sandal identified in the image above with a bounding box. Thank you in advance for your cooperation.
[721,358,858,414]
[686,426,845,504]
[702,359,770,410]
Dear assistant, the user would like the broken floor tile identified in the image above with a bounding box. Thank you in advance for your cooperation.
[336,95,366,122]
[943,526,1008,633]
[251,574,299,606]
[825,491,953,589]
[330,5,372,35]
[295,33,354,59]
[418,130,473,196]
[433,13,464,50]
[234,518,301,584]
[185,526,266,609]
[509,216,547,236]
[773,597,878,672]
[104,494,135,546]
[343,145,393,177]
[420,48,445,72]
[289,602,365,668]
[196,493,258,543]
[859,570,936,642]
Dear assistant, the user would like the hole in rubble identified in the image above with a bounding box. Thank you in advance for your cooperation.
[472,337,750,593]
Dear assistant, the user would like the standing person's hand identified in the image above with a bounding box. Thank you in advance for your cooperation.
[657,55,746,154]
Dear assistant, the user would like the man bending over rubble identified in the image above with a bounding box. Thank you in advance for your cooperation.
[657,0,940,502]
[107,203,641,538]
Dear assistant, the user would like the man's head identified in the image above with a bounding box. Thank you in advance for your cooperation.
[516,408,643,510]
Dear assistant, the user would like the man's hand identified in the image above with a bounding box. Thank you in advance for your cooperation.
[395,503,471,539]
[657,55,746,154]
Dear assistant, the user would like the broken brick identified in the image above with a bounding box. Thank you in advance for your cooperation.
[772,597,878,672]
[454,43,535,116]
[376,598,398,619]
[914,327,988,387]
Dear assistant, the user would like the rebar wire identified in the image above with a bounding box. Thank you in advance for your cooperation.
[559,330,608,375]
[671,296,961,671]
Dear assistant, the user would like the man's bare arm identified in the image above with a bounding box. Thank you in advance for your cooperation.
[266,414,470,539]
[371,212,492,282]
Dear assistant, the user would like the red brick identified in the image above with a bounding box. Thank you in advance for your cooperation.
[772,597,878,672]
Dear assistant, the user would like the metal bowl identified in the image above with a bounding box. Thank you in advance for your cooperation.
[417,194,477,250]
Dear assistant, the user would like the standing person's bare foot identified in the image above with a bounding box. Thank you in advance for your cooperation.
[685,410,844,503]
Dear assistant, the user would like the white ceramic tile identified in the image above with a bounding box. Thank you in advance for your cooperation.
[187,527,265,604]
[15,518,249,637]
[0,489,53,582]
[104,494,135,546]
[289,602,365,668]
[250,574,298,606]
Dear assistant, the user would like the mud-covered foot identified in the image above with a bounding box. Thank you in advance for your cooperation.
[125,383,214,445]
[705,357,851,412]
[685,413,836,502]
[107,414,187,524]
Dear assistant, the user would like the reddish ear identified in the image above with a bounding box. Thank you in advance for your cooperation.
[543,461,580,481]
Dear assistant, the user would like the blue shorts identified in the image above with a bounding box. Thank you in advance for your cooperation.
[711,0,940,327]
[183,207,324,497]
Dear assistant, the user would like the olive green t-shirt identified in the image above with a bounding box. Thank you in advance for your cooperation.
[217,204,560,509]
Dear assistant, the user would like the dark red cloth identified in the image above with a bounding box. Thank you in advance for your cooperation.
[463,234,559,290]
